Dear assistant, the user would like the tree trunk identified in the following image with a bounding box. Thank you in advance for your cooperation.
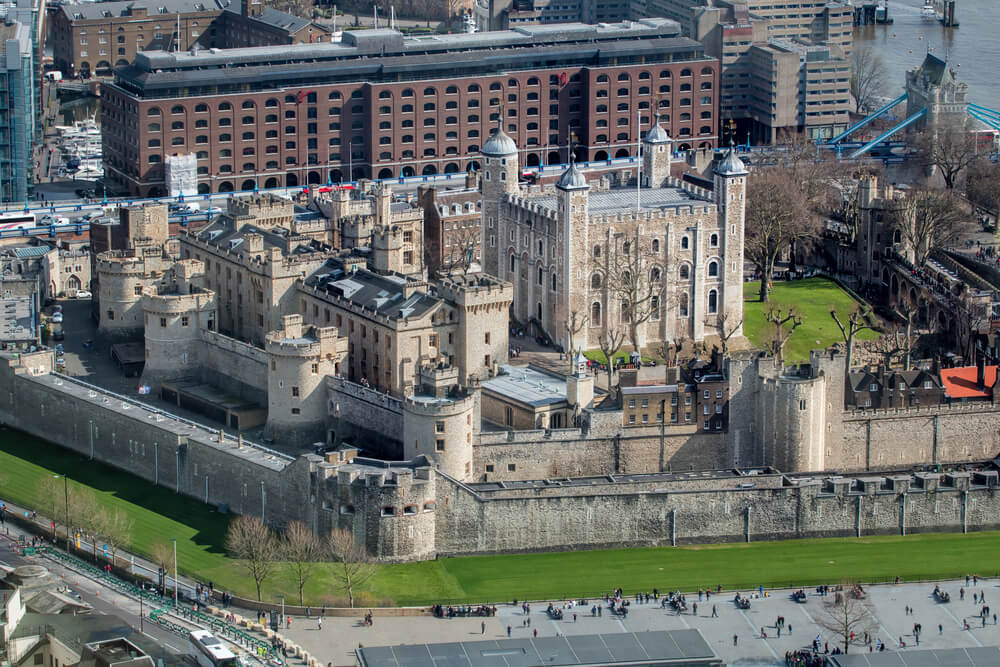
[255,582,262,601]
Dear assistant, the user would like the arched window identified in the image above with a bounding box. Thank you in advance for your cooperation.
[708,261,718,277]
[707,289,718,314]
[593,245,601,258]
[509,254,516,272]
[551,272,557,291]
[710,233,718,247]
[681,236,689,250]
[591,302,602,326]
[652,239,660,253]
[218,102,232,111]
[622,241,631,255]
[650,267,661,282]
[591,273,602,289]
[679,265,690,280]
[679,293,689,317]
[537,267,544,285]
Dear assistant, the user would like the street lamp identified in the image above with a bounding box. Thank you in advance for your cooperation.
[276,594,285,630]
[52,474,69,551]
[169,537,178,607]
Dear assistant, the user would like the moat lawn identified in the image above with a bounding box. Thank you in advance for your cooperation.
[743,277,878,363]
[1,428,995,606]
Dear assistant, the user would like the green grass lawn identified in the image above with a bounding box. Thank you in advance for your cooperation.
[1,427,996,606]
[743,277,878,363]
[583,350,656,365]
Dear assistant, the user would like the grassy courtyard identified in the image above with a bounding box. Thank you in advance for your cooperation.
[743,277,878,363]
[1,427,997,606]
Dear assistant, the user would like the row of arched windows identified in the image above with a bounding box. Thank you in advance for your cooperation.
[589,261,720,290]
[588,290,718,326]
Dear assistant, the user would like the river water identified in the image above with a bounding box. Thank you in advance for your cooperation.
[854,0,1000,109]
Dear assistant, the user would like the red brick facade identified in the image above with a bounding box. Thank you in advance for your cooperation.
[102,60,719,196]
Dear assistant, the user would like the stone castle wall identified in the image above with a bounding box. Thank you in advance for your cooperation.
[433,469,1000,559]
[0,352,313,530]
[327,376,404,458]
[473,426,729,482]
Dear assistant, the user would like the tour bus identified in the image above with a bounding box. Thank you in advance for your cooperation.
[189,630,239,667]
[0,212,35,232]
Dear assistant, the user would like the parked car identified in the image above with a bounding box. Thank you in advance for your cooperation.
[54,344,64,355]
[74,290,92,299]
[53,305,62,313]
[51,312,63,323]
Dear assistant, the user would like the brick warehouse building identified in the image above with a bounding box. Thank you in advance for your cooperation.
[100,18,719,196]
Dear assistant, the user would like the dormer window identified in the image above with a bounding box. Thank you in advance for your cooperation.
[158,6,168,13]
[102,11,112,17]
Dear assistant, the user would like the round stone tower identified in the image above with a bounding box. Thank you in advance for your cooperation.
[402,366,478,482]
[140,259,216,386]
[265,314,344,450]
[96,248,158,339]
[480,123,519,277]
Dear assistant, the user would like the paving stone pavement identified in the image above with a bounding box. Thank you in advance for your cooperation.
[273,578,1000,666]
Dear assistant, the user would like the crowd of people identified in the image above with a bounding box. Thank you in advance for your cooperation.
[431,604,497,618]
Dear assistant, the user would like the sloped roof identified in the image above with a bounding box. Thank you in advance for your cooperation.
[918,53,948,86]
[940,365,998,399]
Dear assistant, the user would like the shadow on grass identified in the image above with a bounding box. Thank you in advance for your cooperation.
[0,426,229,555]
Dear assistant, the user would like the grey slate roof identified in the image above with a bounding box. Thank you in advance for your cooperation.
[356,629,719,667]
[62,0,225,21]
[222,6,316,33]
[193,220,328,259]
[303,259,439,321]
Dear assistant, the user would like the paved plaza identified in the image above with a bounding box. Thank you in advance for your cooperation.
[276,578,1000,666]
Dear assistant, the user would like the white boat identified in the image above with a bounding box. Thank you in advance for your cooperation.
[921,2,937,20]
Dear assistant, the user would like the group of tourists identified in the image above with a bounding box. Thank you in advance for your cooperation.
[431,604,497,618]
[784,650,825,666]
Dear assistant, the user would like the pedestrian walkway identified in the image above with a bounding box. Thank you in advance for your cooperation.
[275,579,1000,666]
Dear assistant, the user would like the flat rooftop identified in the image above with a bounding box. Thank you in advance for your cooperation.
[829,647,1000,666]
[482,365,568,407]
[527,185,707,217]
[356,629,720,667]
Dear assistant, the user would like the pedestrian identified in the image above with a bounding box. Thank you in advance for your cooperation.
[481,621,486,635]
[507,626,511,637]
[692,602,697,615]
[994,614,997,625]
[573,613,577,622]
[961,589,965,601]
[533,629,537,638]
[287,616,291,629]
[317,617,322,631]
[733,634,738,646]
[788,624,792,635]
[777,627,781,638]
[967,575,971,587]
[939,624,943,634]
[711,605,717,618]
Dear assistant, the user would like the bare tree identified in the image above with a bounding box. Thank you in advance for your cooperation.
[850,46,887,114]
[764,306,803,367]
[816,588,878,654]
[954,295,990,362]
[863,313,915,369]
[713,311,744,359]
[436,225,480,276]
[326,528,376,608]
[893,188,969,267]
[605,236,658,354]
[282,520,323,606]
[225,516,278,601]
[563,310,589,371]
[150,540,177,585]
[830,306,875,376]
[966,159,1000,220]
[831,165,884,244]
[95,507,133,566]
[914,118,978,190]
[745,168,819,302]
[597,327,627,397]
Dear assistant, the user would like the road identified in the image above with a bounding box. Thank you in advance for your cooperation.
[0,525,193,656]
